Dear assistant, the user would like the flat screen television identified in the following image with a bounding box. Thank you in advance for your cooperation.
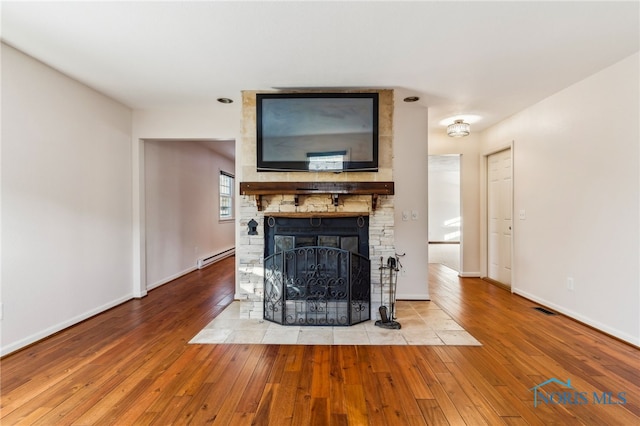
[256,93,379,172]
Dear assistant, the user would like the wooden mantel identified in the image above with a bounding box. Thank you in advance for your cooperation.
[240,181,394,211]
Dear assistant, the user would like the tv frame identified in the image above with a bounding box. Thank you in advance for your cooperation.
[256,92,379,172]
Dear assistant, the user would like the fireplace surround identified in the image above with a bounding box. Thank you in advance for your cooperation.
[236,89,396,322]
[237,192,395,322]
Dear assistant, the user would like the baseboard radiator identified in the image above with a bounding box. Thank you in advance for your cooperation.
[197,248,235,269]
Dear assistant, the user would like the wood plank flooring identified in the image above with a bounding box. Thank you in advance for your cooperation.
[1,257,638,425]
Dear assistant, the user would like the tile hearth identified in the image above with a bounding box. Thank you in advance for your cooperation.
[190,300,481,346]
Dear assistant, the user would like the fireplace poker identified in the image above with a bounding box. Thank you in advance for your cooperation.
[388,256,396,319]
[378,256,389,323]
[390,252,405,320]
[375,255,401,330]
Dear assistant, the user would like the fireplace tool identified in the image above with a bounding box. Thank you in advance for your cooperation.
[375,254,403,330]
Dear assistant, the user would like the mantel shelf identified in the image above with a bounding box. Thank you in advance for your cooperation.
[240,181,394,211]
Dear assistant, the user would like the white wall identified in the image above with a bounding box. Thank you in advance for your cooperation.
[429,132,482,276]
[482,53,639,345]
[393,104,430,299]
[131,105,241,296]
[133,106,240,141]
[144,140,235,288]
[1,44,133,355]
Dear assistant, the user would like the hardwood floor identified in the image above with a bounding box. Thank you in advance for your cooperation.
[1,257,638,425]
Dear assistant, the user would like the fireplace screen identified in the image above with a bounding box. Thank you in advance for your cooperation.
[264,246,370,326]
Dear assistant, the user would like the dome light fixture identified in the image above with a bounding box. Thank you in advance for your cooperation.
[447,119,470,137]
[403,96,420,102]
[217,97,233,104]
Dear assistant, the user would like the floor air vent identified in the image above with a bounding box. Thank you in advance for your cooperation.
[533,307,557,315]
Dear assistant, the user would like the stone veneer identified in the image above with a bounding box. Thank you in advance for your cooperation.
[236,89,396,321]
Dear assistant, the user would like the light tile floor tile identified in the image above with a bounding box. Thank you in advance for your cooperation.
[436,330,481,345]
[401,329,444,345]
[189,300,481,346]
[268,323,301,332]
[417,310,454,321]
[365,329,408,345]
[224,329,267,344]
[333,329,372,345]
[425,319,465,331]
[206,318,270,330]
[216,303,241,318]
[298,328,333,345]
[262,329,300,344]
[396,317,431,330]
[189,328,233,344]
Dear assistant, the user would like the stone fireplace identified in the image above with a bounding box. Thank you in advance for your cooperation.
[236,89,396,322]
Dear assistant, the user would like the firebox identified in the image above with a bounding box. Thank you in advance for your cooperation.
[263,216,371,326]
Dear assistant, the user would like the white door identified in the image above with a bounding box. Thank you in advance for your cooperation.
[487,148,512,286]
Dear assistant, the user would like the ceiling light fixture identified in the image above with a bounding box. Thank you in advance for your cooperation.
[403,96,420,102]
[447,119,470,137]
[217,98,233,104]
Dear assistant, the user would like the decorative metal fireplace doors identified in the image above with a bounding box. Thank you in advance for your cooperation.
[264,246,370,326]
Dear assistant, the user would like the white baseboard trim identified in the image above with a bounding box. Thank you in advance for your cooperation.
[396,293,430,301]
[1,293,133,357]
[147,266,197,291]
[514,288,639,346]
[458,271,481,277]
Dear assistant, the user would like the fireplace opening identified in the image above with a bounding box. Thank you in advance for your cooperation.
[263,216,371,326]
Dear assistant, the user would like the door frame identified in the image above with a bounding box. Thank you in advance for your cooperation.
[132,137,238,299]
[480,142,515,291]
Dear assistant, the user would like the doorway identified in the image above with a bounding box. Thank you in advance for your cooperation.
[143,138,236,290]
[486,148,512,287]
[428,155,461,272]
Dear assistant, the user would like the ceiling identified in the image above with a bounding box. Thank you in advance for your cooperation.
[2,1,638,137]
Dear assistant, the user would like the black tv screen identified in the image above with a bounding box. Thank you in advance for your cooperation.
[256,93,379,172]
